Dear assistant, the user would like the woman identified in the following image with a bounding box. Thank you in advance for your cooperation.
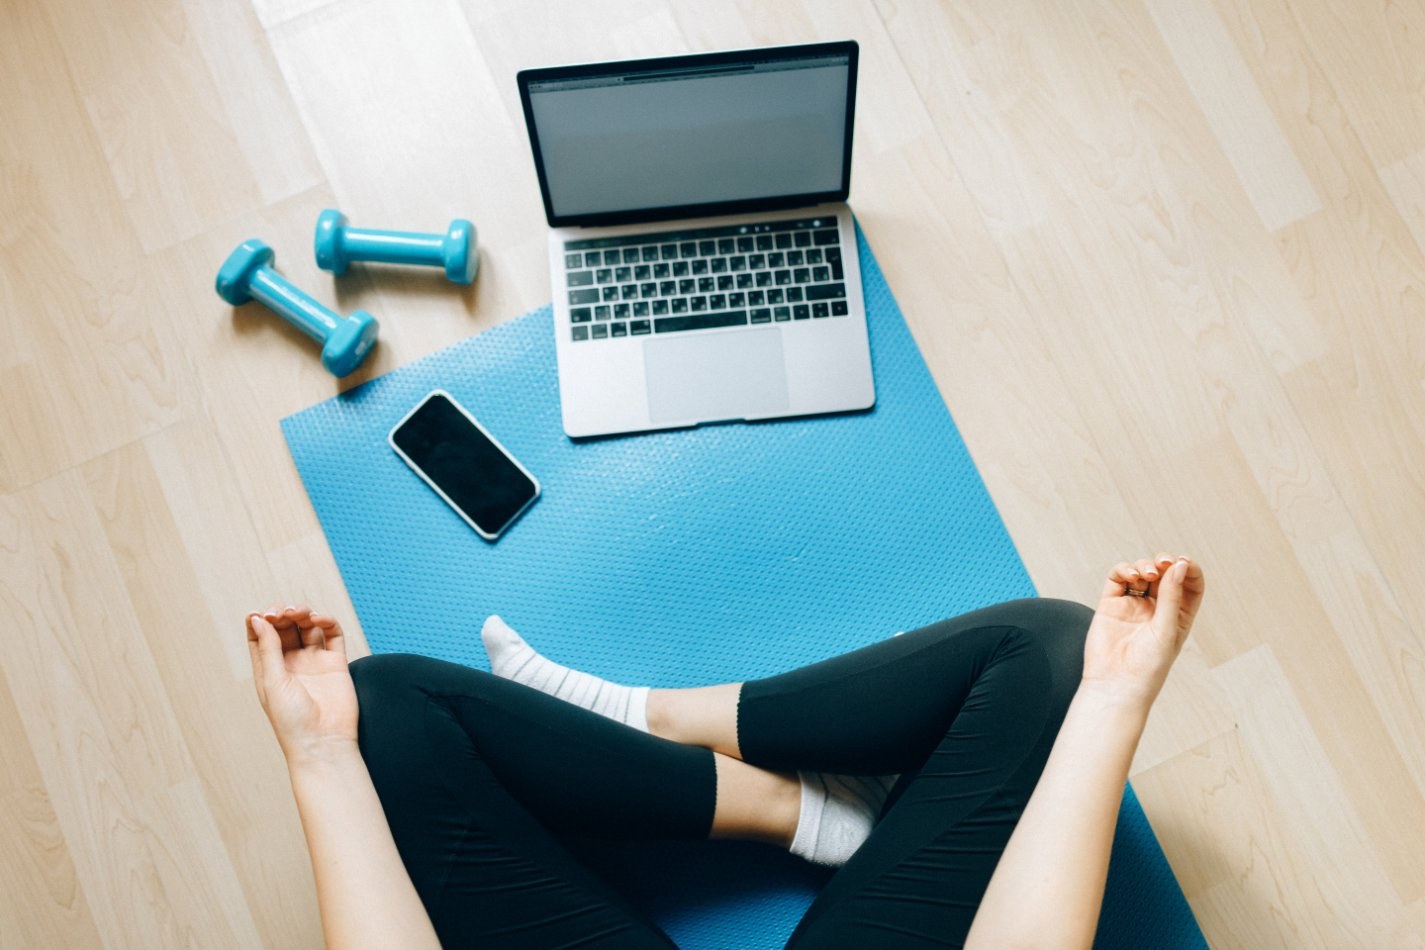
[246,553,1203,948]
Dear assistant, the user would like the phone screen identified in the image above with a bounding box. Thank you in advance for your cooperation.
[389,392,540,540]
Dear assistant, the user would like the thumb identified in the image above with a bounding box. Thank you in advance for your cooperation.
[1154,559,1190,646]
[249,614,287,690]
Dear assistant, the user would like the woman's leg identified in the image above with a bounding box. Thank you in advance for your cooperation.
[761,597,1093,948]
[348,653,800,948]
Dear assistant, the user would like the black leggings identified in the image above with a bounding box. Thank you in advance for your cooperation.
[350,598,1091,948]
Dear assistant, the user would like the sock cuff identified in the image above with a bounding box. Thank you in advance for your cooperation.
[626,686,650,733]
[789,772,824,861]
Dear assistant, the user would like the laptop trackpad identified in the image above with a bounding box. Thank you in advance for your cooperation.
[644,329,790,425]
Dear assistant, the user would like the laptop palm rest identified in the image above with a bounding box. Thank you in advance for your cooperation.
[644,329,790,425]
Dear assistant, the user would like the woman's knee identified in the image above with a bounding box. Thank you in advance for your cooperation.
[998,598,1092,705]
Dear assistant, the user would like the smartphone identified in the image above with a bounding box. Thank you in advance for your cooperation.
[388,390,541,541]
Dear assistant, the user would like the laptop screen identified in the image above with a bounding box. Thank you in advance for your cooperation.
[518,42,857,227]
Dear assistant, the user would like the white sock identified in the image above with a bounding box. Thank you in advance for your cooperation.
[789,772,898,867]
[481,615,650,732]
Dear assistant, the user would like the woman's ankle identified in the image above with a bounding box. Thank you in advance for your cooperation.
[646,684,744,757]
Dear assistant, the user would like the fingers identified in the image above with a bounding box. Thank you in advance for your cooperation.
[310,613,348,657]
[1106,554,1193,599]
[247,613,286,690]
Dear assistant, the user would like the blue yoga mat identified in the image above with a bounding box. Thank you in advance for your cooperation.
[282,228,1206,949]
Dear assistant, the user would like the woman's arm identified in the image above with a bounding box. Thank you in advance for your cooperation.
[966,554,1206,949]
[247,607,440,950]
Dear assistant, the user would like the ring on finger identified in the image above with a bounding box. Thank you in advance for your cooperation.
[1125,587,1150,598]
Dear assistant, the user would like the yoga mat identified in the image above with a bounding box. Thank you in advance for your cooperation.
[282,228,1207,949]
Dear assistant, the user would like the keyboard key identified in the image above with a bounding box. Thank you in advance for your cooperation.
[756,234,773,250]
[572,325,589,341]
[786,287,804,302]
[736,273,753,289]
[717,275,734,291]
[654,262,670,278]
[832,300,849,316]
[806,248,824,264]
[584,251,603,266]
[710,257,727,273]
[611,322,628,337]
[595,305,611,320]
[794,304,810,320]
[710,293,727,309]
[673,260,690,277]
[631,320,652,335]
[679,278,695,294]
[737,236,754,252]
[592,324,609,339]
[793,231,812,247]
[620,285,638,300]
[661,244,678,260]
[699,240,717,255]
[640,282,658,298]
[635,264,651,280]
[691,259,709,275]
[570,307,592,323]
[660,280,677,295]
[595,268,613,283]
[671,298,688,313]
[768,252,785,267]
[750,308,772,324]
[774,306,791,321]
[728,292,746,307]
[787,249,805,266]
[614,266,632,282]
[680,242,697,257]
[565,253,582,268]
[641,246,659,262]
[690,296,707,311]
[775,233,792,249]
[805,282,846,301]
[633,301,650,316]
[655,309,749,334]
[767,288,785,304]
[717,238,735,253]
[652,300,669,315]
[569,288,599,305]
[793,267,810,283]
[774,269,792,286]
[813,229,839,246]
[812,302,830,318]
[568,270,594,287]
[613,304,629,319]
[622,248,639,263]
[812,266,830,282]
[748,290,765,305]
[749,253,766,269]
[730,256,746,271]
[755,272,772,287]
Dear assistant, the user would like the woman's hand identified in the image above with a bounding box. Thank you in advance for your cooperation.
[246,605,359,764]
[1081,554,1206,709]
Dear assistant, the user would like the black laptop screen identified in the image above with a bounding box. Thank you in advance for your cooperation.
[518,43,857,227]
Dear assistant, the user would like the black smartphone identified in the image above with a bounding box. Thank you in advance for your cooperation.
[388,390,541,541]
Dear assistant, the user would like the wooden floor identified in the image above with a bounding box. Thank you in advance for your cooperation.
[3,0,1423,946]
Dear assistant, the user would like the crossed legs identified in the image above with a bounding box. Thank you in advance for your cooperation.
[351,597,1091,948]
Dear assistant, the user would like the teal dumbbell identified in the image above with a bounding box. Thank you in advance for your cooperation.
[314,208,479,285]
[215,239,379,377]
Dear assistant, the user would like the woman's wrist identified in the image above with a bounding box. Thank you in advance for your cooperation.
[283,735,363,774]
[1073,678,1155,730]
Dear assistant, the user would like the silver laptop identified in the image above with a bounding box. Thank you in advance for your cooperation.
[517,41,874,438]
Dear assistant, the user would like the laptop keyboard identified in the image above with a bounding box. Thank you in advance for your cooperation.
[562,216,849,342]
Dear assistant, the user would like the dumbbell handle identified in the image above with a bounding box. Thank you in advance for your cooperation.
[248,265,340,343]
[340,227,446,266]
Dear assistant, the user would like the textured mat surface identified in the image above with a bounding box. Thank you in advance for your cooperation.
[282,229,1206,949]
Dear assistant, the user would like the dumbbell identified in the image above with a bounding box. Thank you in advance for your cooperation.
[314,209,479,285]
[215,239,379,378]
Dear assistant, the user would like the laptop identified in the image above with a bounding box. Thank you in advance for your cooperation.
[517,41,875,438]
